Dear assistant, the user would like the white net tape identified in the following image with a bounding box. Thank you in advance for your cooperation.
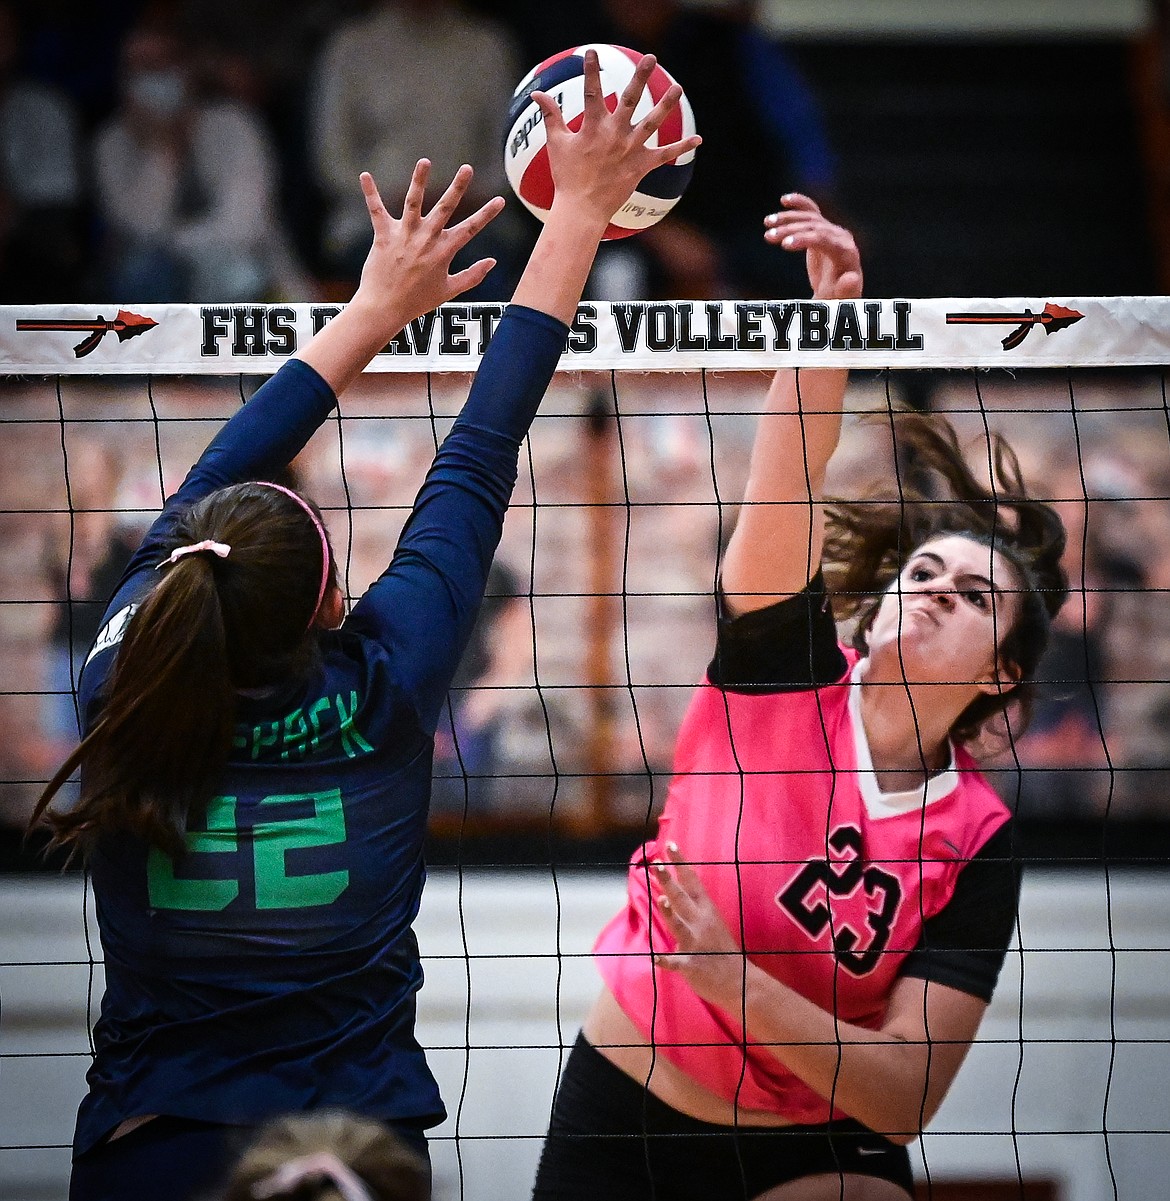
[4,296,1169,374]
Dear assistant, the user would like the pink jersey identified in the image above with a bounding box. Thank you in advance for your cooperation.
[594,648,1011,1124]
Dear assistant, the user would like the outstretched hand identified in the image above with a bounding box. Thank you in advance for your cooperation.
[764,194,862,301]
[355,161,505,323]
[295,161,503,394]
[651,843,747,1015]
[530,50,701,234]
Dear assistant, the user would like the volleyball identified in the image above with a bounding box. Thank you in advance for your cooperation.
[503,44,697,240]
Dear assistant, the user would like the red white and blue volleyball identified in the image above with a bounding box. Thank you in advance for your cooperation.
[504,44,697,241]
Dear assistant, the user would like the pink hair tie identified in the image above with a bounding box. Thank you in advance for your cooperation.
[255,481,332,627]
[158,540,231,568]
[250,1151,373,1201]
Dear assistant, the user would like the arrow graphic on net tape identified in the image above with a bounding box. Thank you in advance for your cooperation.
[944,302,1085,351]
[15,309,159,358]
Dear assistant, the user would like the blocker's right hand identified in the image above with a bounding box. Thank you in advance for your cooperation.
[531,49,701,236]
[354,161,505,326]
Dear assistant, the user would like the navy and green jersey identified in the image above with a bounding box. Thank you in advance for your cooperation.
[72,305,569,1155]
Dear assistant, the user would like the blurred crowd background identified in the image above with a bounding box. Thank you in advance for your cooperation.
[0,0,852,307]
[6,0,1162,308]
[3,0,1170,867]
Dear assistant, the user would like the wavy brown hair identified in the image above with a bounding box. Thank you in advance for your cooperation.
[31,482,337,856]
[822,411,1068,744]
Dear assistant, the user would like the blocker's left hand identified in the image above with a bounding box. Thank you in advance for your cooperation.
[356,161,504,322]
[652,843,749,1015]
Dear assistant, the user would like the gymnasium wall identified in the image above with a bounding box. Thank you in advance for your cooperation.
[752,0,1152,39]
[3,871,1168,1201]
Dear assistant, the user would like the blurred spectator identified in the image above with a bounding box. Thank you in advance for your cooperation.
[431,559,585,822]
[491,0,838,300]
[39,442,138,804]
[1009,464,1117,819]
[309,0,524,299]
[94,21,307,302]
[432,560,526,817]
[170,0,348,278]
[21,0,146,125]
[1087,448,1170,816]
[219,1111,428,1201]
[0,0,85,301]
[468,0,592,69]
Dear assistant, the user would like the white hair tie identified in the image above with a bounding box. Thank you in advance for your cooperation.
[250,1151,374,1201]
[157,540,231,569]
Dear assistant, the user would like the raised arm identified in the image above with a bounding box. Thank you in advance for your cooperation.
[350,51,702,733]
[297,163,503,395]
[719,197,862,616]
[87,165,504,643]
[171,162,504,503]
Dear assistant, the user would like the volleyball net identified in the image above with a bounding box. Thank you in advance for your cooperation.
[2,297,1170,1199]
[6,296,1170,845]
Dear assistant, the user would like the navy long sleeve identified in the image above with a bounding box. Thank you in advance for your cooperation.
[346,304,568,734]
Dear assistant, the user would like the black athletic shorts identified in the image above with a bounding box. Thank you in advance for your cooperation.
[532,1034,914,1201]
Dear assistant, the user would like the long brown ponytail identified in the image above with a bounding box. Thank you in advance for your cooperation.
[822,411,1069,743]
[31,482,337,856]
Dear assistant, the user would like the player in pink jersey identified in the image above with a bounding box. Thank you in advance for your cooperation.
[532,200,1068,1200]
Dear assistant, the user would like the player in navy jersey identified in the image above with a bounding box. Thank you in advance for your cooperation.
[533,199,1069,1199]
[31,51,700,1201]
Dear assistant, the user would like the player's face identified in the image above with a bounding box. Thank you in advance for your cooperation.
[866,534,1023,690]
